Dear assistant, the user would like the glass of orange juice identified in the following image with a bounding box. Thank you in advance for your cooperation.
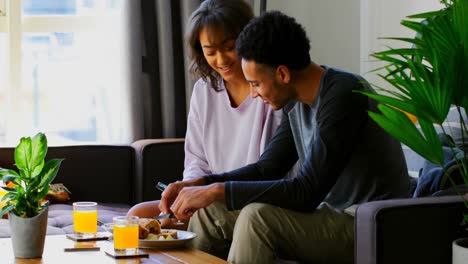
[73,202,98,238]
[113,216,139,254]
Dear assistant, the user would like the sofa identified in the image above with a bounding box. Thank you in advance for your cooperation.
[1,138,467,263]
[0,139,184,238]
[130,139,468,264]
[355,194,468,264]
[354,138,468,264]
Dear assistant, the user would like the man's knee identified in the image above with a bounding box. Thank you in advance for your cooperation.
[235,203,276,232]
[192,201,227,221]
[229,203,278,263]
[190,200,237,238]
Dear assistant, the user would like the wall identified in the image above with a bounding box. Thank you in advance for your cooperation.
[267,0,361,74]
[361,0,444,87]
[266,0,444,88]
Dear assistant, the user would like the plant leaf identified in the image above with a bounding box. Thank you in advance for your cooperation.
[14,137,32,178]
[0,203,15,216]
[34,159,63,201]
[30,133,47,177]
[0,168,19,180]
[406,10,445,20]
[362,0,466,174]
[27,176,42,196]
[1,186,17,192]
[1,192,16,201]
[2,175,19,185]
[39,159,63,187]
[369,104,445,167]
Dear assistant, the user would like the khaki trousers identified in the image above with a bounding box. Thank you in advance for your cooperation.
[188,201,354,264]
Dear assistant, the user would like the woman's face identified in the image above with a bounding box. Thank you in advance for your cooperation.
[199,26,243,83]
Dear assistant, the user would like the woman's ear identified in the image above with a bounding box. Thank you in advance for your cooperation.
[276,65,290,84]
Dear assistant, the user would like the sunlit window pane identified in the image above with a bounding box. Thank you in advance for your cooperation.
[0,33,6,88]
[1,0,126,146]
[20,32,94,144]
[19,29,122,145]
[23,0,76,15]
[23,0,121,16]
[0,34,6,144]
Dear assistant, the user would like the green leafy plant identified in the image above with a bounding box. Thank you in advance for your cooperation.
[358,0,467,218]
[0,133,63,218]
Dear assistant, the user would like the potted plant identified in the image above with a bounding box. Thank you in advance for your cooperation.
[358,0,466,262]
[0,133,63,258]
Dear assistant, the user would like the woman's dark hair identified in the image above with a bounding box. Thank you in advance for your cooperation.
[186,0,253,90]
[236,11,311,70]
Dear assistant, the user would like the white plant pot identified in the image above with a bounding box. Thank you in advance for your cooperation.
[453,237,468,264]
[9,206,49,258]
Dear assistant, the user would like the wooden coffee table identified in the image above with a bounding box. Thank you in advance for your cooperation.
[0,234,228,263]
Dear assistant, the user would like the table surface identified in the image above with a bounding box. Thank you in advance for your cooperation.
[0,234,228,264]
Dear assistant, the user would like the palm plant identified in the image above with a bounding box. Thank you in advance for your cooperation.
[359,0,467,219]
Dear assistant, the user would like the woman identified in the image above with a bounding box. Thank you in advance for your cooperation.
[127,0,281,224]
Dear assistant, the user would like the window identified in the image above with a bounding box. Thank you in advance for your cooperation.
[0,0,127,146]
[0,33,5,144]
[0,0,4,16]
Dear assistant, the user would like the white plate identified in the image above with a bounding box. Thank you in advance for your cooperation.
[139,229,197,249]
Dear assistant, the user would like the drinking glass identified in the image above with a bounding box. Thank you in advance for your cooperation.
[73,202,98,238]
[113,216,139,253]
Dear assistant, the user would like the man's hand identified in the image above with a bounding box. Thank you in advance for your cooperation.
[170,183,224,222]
[159,177,205,215]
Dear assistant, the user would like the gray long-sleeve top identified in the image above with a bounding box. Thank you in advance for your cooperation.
[205,67,410,212]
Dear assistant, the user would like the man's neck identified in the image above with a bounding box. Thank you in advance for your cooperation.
[293,63,324,106]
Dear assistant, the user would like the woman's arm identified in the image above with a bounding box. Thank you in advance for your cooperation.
[183,85,212,180]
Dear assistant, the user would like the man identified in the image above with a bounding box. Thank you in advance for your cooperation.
[160,11,410,264]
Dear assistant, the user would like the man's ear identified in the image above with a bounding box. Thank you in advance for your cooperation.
[276,65,290,84]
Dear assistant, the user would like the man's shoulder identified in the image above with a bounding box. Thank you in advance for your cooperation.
[321,67,369,94]
[324,67,361,84]
[283,101,297,113]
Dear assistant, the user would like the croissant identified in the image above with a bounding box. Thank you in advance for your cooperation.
[137,218,178,239]
[138,218,161,239]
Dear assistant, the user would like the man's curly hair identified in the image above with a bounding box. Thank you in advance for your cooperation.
[236,11,311,70]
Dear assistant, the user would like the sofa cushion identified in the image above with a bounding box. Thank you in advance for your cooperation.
[0,203,130,238]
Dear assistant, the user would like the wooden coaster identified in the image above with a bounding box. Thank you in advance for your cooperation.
[64,246,100,252]
[64,241,100,252]
[105,249,149,259]
[66,233,110,241]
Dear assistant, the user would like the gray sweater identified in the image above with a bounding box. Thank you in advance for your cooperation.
[205,66,410,211]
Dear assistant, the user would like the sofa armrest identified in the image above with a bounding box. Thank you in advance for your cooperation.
[355,195,468,264]
[132,138,185,203]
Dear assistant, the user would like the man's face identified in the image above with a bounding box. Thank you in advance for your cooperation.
[241,59,290,110]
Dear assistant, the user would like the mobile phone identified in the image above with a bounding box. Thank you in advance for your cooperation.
[155,182,167,192]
